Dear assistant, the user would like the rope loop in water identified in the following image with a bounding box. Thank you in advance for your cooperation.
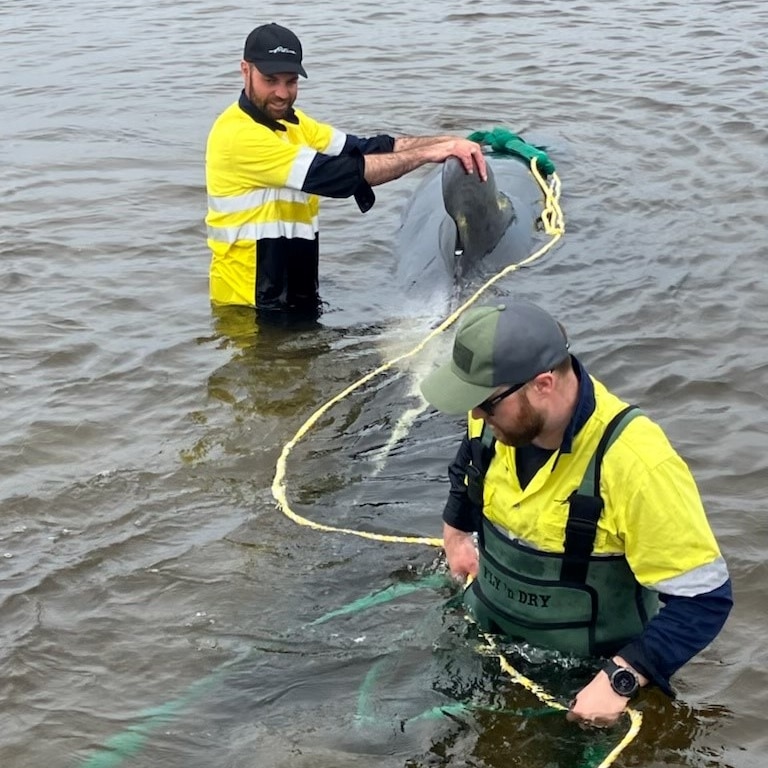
[271,157,563,544]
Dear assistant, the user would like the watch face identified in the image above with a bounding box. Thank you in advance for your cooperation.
[611,668,638,696]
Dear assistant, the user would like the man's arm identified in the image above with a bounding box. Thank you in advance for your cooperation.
[344,132,483,157]
[363,137,487,185]
[299,135,486,213]
[392,135,458,151]
[441,434,481,579]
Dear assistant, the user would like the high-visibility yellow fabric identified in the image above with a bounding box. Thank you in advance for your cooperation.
[470,376,724,592]
[205,103,344,307]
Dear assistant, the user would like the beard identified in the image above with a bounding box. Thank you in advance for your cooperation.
[244,76,295,121]
[261,98,293,121]
[491,390,545,447]
[250,94,293,120]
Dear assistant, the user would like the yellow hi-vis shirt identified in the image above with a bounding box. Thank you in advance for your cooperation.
[471,376,727,597]
[205,103,347,307]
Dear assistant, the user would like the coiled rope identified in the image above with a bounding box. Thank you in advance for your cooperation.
[271,157,643,767]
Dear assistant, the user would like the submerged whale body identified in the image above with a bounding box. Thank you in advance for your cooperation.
[394,155,544,301]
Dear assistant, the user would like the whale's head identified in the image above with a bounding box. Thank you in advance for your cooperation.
[439,157,516,281]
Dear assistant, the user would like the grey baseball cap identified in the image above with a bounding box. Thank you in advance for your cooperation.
[420,301,570,415]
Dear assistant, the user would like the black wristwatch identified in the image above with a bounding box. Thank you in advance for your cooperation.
[603,659,640,698]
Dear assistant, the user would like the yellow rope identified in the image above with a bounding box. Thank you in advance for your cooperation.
[484,632,568,712]
[270,157,641,766]
[478,610,643,768]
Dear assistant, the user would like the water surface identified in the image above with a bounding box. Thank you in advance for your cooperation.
[1,1,766,766]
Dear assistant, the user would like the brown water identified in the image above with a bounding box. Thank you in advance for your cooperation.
[1,1,766,767]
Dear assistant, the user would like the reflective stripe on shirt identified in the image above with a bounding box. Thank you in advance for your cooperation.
[208,181,315,215]
[207,217,319,244]
[325,128,348,156]
[651,555,730,597]
[285,146,319,190]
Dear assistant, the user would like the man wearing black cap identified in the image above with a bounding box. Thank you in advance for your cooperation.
[206,22,487,316]
[420,299,732,727]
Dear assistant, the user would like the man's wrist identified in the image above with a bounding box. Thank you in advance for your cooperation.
[612,656,648,687]
[442,520,476,541]
[603,657,645,698]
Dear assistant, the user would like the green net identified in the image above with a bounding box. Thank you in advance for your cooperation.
[468,127,556,175]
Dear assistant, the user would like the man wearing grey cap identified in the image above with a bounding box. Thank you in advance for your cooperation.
[420,299,732,727]
[206,22,487,317]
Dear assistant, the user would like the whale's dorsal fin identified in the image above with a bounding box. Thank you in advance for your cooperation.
[441,157,516,279]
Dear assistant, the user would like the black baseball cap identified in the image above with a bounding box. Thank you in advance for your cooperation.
[243,23,307,78]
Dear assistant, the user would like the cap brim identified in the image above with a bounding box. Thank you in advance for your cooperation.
[420,363,496,415]
[251,60,308,78]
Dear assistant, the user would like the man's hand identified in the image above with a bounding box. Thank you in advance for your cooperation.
[434,138,487,180]
[442,522,479,581]
[566,657,646,727]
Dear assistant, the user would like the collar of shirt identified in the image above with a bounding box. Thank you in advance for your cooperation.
[238,90,299,132]
[558,355,596,455]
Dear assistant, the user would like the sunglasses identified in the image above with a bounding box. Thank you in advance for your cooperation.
[476,381,526,416]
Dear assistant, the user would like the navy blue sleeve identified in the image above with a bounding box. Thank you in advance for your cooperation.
[342,133,396,155]
[442,434,479,532]
[618,579,733,697]
[301,148,375,212]
[300,134,394,211]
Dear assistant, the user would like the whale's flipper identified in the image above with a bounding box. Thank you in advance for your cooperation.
[440,157,516,279]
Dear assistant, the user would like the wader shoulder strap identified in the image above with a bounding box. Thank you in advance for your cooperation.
[560,405,642,583]
[466,424,496,507]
